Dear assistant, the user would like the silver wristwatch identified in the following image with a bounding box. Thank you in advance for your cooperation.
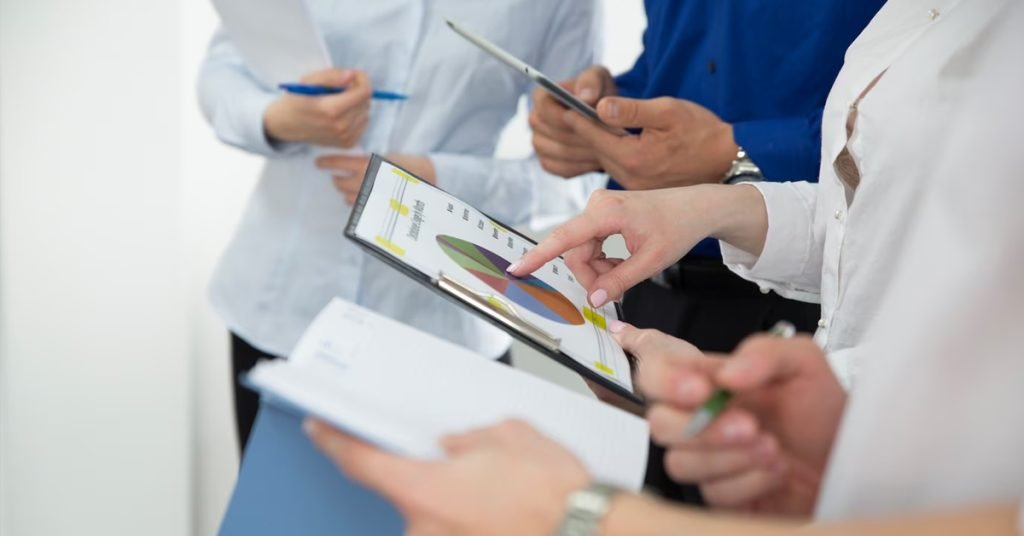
[553,483,620,536]
[722,145,763,184]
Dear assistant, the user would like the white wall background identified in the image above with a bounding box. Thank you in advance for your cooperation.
[0,2,645,534]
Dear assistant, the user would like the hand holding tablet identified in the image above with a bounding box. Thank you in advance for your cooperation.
[447,20,628,137]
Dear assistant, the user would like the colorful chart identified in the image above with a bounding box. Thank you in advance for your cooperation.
[437,235,584,325]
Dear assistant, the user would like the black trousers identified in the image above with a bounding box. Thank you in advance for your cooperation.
[230,333,513,455]
[626,257,820,504]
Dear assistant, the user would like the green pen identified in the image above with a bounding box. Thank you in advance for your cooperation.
[683,320,797,439]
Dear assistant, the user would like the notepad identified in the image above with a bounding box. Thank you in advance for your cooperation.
[211,0,331,86]
[246,298,650,491]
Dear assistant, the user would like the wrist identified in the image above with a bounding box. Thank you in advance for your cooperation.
[709,183,769,256]
[262,98,294,144]
[708,122,740,182]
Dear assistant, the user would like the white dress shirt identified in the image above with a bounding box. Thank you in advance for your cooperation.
[814,0,1024,518]
[719,0,983,389]
[198,0,603,357]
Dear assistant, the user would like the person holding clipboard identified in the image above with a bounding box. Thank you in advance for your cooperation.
[197,0,604,452]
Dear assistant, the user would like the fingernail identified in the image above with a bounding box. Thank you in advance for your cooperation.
[506,261,520,274]
[609,319,629,333]
[604,100,619,119]
[590,289,608,308]
[302,419,317,437]
[720,359,750,379]
[578,87,596,102]
[721,420,754,442]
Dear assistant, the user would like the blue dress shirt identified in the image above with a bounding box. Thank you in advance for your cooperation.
[612,0,885,258]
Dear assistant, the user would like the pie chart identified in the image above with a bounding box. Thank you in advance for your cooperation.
[437,234,584,325]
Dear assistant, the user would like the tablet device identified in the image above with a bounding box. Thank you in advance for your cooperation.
[345,155,641,404]
[447,20,628,137]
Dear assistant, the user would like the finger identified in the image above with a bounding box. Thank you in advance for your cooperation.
[537,156,601,180]
[300,67,356,87]
[664,443,763,483]
[304,419,428,503]
[718,336,819,391]
[700,462,787,509]
[597,97,676,130]
[509,214,608,277]
[588,244,679,305]
[648,404,758,446]
[529,103,576,137]
[532,131,600,163]
[562,239,604,288]
[571,66,610,105]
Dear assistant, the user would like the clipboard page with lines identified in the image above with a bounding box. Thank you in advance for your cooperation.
[351,160,634,392]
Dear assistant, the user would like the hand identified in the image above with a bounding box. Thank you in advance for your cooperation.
[509,184,766,307]
[263,68,372,148]
[622,326,846,515]
[528,65,616,178]
[316,153,436,205]
[306,418,589,536]
[564,96,738,189]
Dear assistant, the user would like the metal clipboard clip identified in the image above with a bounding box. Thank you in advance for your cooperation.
[435,272,562,353]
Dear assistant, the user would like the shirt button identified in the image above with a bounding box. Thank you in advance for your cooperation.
[707,60,717,74]
[833,209,842,221]
[928,8,940,20]
[759,286,770,295]
[817,318,827,329]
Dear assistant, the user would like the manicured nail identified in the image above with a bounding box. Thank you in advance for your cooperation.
[609,319,629,333]
[603,100,619,119]
[578,87,596,102]
[590,289,608,308]
[506,261,521,274]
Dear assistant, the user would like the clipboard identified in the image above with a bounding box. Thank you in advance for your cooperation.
[344,155,642,405]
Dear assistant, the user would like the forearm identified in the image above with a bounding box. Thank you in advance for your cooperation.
[602,493,1018,536]
[601,493,791,536]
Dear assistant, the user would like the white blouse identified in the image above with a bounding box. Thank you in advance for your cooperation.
[197,0,602,357]
[720,0,976,389]
[817,0,1024,519]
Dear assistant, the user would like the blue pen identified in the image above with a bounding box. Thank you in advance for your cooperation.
[278,83,408,101]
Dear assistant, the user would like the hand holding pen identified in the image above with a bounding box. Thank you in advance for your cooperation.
[617,321,845,513]
[263,68,384,148]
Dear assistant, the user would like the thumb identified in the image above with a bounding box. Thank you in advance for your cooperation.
[572,66,608,105]
[597,96,675,129]
[588,245,674,306]
[717,336,817,391]
[300,67,357,88]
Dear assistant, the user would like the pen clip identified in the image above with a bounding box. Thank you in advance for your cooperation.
[436,272,562,353]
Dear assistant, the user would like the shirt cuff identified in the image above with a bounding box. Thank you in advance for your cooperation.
[212,87,303,158]
[732,116,820,182]
[721,182,820,300]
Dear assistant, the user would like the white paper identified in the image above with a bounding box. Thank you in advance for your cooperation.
[248,298,650,491]
[352,161,636,391]
[211,0,331,86]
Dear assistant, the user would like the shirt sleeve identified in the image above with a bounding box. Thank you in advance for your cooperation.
[720,181,823,303]
[196,29,304,158]
[731,108,823,182]
[431,0,601,228]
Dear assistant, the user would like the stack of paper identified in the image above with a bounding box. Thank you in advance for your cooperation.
[247,298,650,490]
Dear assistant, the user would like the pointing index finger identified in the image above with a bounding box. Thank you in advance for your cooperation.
[508,214,604,277]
